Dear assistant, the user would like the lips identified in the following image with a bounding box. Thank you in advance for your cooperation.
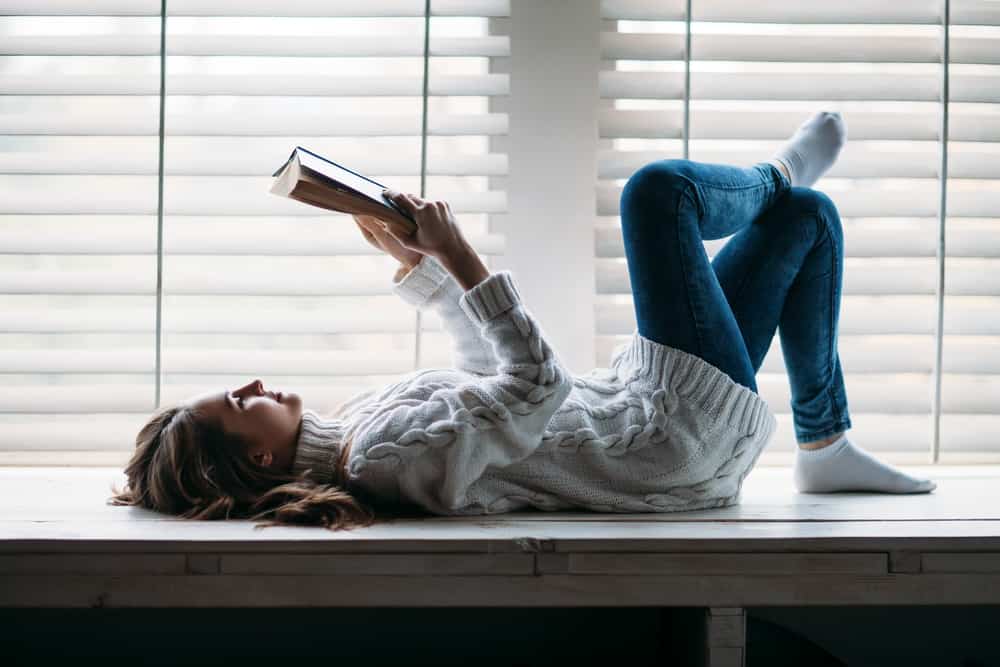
[275,391,283,403]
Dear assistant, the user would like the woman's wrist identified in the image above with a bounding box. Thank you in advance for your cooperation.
[393,260,416,283]
[435,242,490,291]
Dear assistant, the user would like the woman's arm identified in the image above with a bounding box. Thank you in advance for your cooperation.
[392,254,500,376]
[380,189,489,290]
[355,193,574,513]
[354,200,498,374]
[349,269,575,514]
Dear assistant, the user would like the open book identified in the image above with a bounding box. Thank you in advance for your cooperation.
[270,146,418,234]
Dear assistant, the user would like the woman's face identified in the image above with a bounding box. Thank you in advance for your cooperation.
[186,379,304,471]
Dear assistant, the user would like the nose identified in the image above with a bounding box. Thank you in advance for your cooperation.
[237,379,264,395]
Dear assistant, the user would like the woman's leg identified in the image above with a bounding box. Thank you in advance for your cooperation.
[710,184,851,443]
[711,180,935,494]
[620,157,790,393]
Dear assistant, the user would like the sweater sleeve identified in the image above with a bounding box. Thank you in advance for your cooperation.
[391,254,500,376]
[355,270,574,514]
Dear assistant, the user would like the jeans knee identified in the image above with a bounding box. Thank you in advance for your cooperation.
[621,159,694,218]
[788,187,843,251]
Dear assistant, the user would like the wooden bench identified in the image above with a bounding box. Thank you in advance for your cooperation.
[3,465,1000,666]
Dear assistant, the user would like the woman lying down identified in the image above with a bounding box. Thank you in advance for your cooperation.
[110,111,934,531]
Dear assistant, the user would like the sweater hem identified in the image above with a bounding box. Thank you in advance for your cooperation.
[610,329,776,438]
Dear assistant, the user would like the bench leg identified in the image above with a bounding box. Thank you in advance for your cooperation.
[705,607,746,667]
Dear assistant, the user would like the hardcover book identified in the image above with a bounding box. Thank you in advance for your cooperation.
[270,146,417,234]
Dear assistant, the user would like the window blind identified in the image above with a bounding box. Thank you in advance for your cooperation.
[0,0,509,463]
[598,0,1000,461]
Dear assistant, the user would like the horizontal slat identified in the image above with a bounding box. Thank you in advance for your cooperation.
[756,373,999,416]
[0,366,993,417]
[0,305,450,335]
[595,219,1000,259]
[596,257,1000,296]
[0,348,445,375]
[596,182,1000,218]
[600,0,998,26]
[596,296,1000,336]
[599,145,1000,180]
[0,271,401,295]
[603,31,1000,66]
[0,217,505,255]
[599,108,1000,142]
[0,176,506,215]
[768,413,1000,453]
[0,73,510,96]
[0,343,456,379]
[598,334,1000,375]
[600,70,1000,104]
[0,1,511,18]
[0,111,507,137]
[0,142,507,176]
[0,35,509,57]
[4,410,999,453]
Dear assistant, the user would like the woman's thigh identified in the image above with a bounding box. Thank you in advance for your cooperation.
[620,163,762,392]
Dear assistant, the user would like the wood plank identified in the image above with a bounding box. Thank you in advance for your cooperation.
[4,573,1000,607]
[186,554,220,575]
[0,553,185,575]
[0,466,1000,522]
[545,553,887,575]
[922,553,1000,573]
[3,520,1000,553]
[220,553,535,576]
[889,550,922,573]
[3,467,1000,522]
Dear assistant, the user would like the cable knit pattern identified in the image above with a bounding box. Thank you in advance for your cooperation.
[293,266,780,517]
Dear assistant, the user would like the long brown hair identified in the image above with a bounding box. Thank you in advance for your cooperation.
[108,400,383,531]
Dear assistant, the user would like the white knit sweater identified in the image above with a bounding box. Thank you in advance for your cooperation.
[290,255,777,515]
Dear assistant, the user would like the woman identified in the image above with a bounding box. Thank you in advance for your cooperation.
[110,111,934,531]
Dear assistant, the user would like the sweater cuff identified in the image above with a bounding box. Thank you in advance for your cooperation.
[459,270,522,325]
[391,254,451,309]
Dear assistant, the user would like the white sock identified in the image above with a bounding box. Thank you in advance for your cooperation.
[794,433,937,494]
[767,111,847,189]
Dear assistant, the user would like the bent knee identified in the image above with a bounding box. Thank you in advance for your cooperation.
[787,187,843,245]
[621,159,695,211]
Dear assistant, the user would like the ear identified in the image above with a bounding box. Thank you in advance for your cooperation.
[252,449,273,467]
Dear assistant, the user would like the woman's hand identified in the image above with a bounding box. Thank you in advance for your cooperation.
[353,214,423,270]
[381,190,490,290]
[379,189,469,262]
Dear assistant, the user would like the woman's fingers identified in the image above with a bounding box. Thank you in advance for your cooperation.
[384,189,425,215]
[354,218,382,249]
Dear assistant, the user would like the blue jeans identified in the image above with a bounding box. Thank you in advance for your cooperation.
[619,158,852,444]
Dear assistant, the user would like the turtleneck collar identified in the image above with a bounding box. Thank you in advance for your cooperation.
[289,410,347,485]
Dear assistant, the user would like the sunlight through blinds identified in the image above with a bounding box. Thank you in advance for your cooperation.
[942,3,1000,458]
[597,0,999,461]
[0,0,510,461]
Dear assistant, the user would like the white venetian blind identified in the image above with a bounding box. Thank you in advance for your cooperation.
[597,0,1000,462]
[0,0,509,464]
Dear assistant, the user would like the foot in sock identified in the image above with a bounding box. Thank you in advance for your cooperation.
[768,111,847,189]
[794,432,937,494]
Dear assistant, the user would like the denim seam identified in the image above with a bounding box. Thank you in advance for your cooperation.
[676,184,706,360]
[817,209,845,429]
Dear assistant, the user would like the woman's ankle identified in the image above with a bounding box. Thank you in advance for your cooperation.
[799,430,845,450]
